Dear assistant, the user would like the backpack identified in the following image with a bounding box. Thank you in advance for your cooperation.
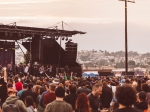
[3,101,19,112]
[27,106,36,112]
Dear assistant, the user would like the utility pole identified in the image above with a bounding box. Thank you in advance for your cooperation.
[119,0,135,75]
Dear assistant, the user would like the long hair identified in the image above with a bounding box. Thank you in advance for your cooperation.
[34,85,40,95]
[76,93,91,112]
[25,96,34,107]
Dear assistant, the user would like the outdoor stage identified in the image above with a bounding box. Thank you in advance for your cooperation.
[0,22,86,76]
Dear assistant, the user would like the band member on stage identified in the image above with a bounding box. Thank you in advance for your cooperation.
[39,65,45,77]
[6,64,13,77]
[19,64,24,77]
[64,65,70,78]
[15,64,23,76]
[24,64,29,77]
[33,64,39,77]
[47,65,53,77]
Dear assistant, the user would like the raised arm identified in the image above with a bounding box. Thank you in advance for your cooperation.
[3,67,7,83]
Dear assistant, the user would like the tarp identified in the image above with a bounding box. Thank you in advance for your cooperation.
[82,71,99,77]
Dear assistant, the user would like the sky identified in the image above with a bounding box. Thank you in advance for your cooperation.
[0,0,150,53]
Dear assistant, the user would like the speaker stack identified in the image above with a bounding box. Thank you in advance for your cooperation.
[65,41,77,65]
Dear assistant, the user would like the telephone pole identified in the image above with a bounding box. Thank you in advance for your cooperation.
[119,0,135,75]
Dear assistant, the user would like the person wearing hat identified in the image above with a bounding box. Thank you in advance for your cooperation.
[45,86,73,112]
[2,87,28,112]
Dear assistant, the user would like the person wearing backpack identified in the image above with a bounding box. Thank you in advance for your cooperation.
[2,87,28,112]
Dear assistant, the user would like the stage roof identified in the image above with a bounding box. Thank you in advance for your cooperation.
[0,24,86,40]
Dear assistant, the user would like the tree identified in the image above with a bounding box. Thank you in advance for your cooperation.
[128,60,135,65]
[105,50,110,56]
[24,51,30,64]
[128,51,138,57]
[110,59,115,63]
[115,61,125,68]
[99,59,106,66]
[147,62,150,65]
[80,55,89,61]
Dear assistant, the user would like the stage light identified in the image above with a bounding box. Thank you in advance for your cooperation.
[68,39,72,42]
[42,35,46,39]
[65,37,68,41]
[27,38,32,42]
[62,37,65,40]
[55,37,59,40]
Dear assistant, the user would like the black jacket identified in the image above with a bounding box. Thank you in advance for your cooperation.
[64,93,78,110]
[77,87,91,95]
[88,93,102,112]
[134,101,148,111]
[113,107,143,112]
[20,89,38,103]
[100,86,113,108]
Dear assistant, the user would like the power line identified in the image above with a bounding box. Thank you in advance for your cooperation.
[47,21,62,29]
[33,0,118,17]
[63,22,75,31]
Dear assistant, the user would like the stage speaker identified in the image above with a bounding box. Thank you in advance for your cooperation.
[31,36,43,63]
[65,41,77,64]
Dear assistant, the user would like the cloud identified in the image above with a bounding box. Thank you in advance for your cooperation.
[0,0,56,4]
[0,16,149,53]
[0,16,150,27]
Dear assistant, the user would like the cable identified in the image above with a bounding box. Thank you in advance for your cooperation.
[33,0,117,17]
[47,21,62,29]
[43,2,119,17]
[63,22,75,31]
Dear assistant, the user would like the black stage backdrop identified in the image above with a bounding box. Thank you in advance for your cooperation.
[0,49,15,67]
[23,38,65,66]
[42,38,65,66]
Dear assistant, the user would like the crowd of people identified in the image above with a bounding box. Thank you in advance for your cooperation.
[0,64,57,78]
[0,65,150,112]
